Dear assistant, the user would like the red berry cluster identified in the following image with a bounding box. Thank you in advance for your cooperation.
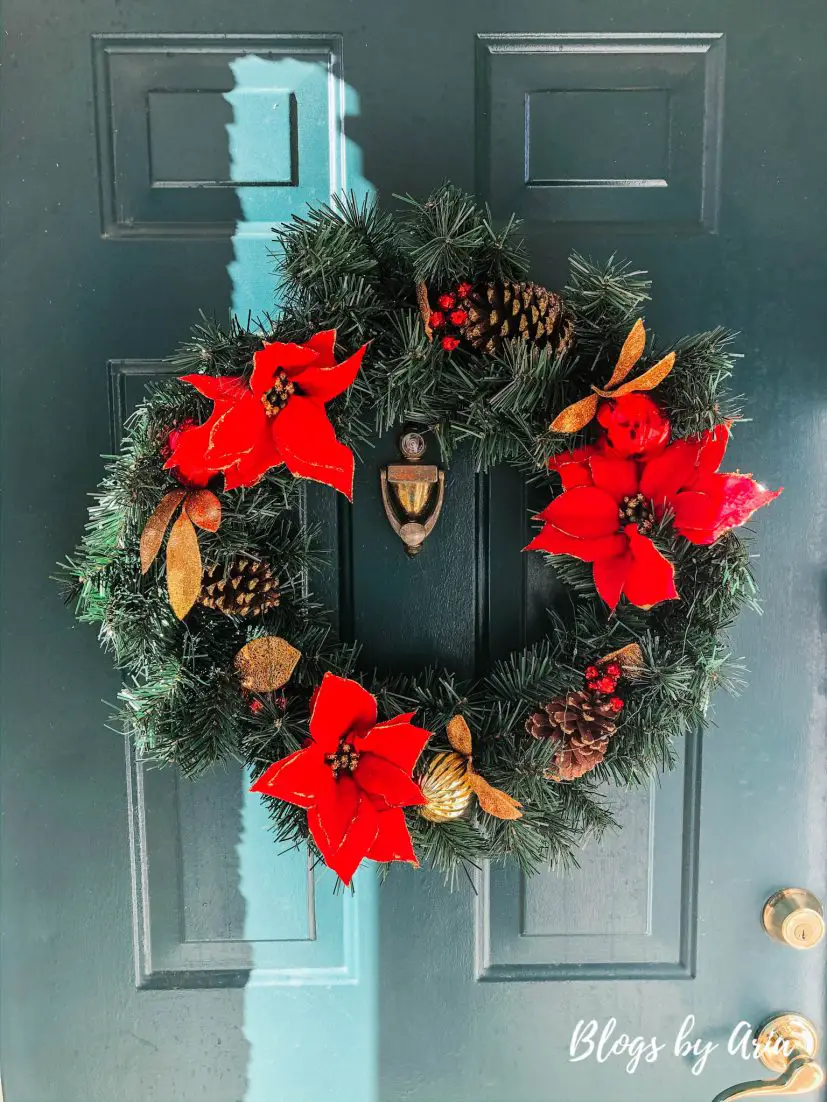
[584,661,624,713]
[429,281,473,352]
[248,692,287,715]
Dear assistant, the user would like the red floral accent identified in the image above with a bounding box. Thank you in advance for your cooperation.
[165,330,367,499]
[250,673,431,885]
[528,424,780,611]
[597,394,671,458]
[438,293,456,310]
[165,415,229,489]
[609,697,624,713]
[249,698,264,714]
[584,665,599,680]
[596,675,616,694]
[449,308,468,326]
[457,282,473,297]
[605,662,622,679]
[442,335,460,351]
[429,310,445,329]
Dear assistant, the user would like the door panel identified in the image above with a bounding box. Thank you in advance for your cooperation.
[2,3,824,1101]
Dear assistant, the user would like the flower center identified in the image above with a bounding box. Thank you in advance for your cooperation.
[619,492,655,532]
[325,737,360,779]
[261,369,296,417]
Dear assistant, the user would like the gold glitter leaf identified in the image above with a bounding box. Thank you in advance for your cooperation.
[416,281,433,340]
[446,715,473,758]
[140,489,186,574]
[234,636,301,693]
[601,351,675,397]
[605,318,646,389]
[549,392,599,434]
[600,642,645,679]
[467,770,523,820]
[184,489,222,533]
[166,510,202,620]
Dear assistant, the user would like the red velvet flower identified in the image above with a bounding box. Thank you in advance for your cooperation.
[250,673,431,885]
[527,425,780,610]
[597,394,670,458]
[429,310,445,329]
[442,336,460,351]
[457,282,473,297]
[438,293,455,310]
[166,330,366,499]
[449,308,468,326]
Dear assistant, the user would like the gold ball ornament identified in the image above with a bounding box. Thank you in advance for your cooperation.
[418,751,473,822]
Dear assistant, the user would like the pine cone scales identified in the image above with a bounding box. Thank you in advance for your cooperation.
[550,733,610,781]
[197,558,280,617]
[526,690,618,781]
[463,281,574,356]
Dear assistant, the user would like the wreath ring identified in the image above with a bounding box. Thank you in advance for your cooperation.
[62,185,780,886]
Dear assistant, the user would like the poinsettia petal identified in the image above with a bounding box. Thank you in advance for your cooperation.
[536,486,622,538]
[592,552,633,611]
[180,374,248,402]
[249,746,331,809]
[673,474,781,544]
[622,527,679,608]
[250,342,319,395]
[272,395,355,500]
[205,390,267,463]
[693,422,731,477]
[358,715,430,773]
[639,438,703,506]
[292,343,367,403]
[670,490,721,544]
[309,781,379,886]
[548,445,598,490]
[355,752,426,810]
[309,672,378,753]
[221,435,284,490]
[525,523,627,563]
[304,328,337,364]
[365,807,419,866]
[587,455,640,502]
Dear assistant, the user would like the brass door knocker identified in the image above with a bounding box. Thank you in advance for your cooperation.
[380,432,445,556]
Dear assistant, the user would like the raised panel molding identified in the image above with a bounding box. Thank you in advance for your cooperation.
[475,33,725,230]
[92,34,343,239]
[109,361,358,989]
[474,730,701,981]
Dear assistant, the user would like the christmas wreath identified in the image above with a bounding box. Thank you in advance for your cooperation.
[61,186,780,886]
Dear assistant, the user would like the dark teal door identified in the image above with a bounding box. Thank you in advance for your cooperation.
[2,4,824,1101]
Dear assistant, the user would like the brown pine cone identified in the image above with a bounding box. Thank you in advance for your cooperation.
[197,557,280,617]
[526,690,618,782]
[462,280,575,357]
[548,732,610,781]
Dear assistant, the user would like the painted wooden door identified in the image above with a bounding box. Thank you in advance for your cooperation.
[1,3,824,1101]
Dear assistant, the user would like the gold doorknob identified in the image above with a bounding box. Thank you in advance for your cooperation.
[763,889,825,950]
[712,1014,824,1101]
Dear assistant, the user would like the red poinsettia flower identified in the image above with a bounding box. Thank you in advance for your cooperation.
[250,673,431,885]
[528,424,780,610]
[597,394,670,458]
[166,330,366,498]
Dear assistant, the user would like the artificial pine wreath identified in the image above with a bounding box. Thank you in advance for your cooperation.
[61,185,781,886]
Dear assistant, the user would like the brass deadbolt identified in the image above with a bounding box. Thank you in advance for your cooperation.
[763,888,825,950]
